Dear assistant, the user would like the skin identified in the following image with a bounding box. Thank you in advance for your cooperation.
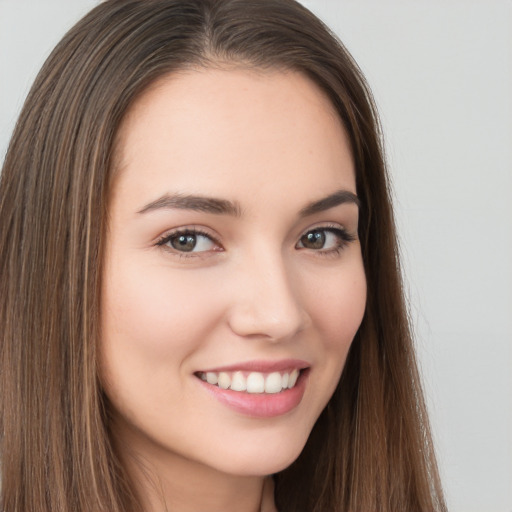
[100,68,367,512]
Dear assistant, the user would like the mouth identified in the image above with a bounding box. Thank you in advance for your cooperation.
[195,368,304,394]
[194,362,310,418]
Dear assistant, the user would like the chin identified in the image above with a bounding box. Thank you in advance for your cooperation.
[208,427,311,477]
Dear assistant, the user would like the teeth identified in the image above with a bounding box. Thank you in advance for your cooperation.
[264,372,282,393]
[199,369,302,394]
[206,372,218,385]
[288,369,299,388]
[218,372,231,389]
[246,372,265,393]
[231,371,247,392]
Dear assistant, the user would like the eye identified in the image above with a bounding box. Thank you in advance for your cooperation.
[156,229,220,254]
[296,227,355,253]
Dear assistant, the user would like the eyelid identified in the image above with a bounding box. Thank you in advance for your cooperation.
[298,222,354,239]
[153,222,356,260]
[295,223,356,252]
[155,226,223,257]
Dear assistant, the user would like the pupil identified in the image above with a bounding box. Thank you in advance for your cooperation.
[303,231,325,249]
[172,234,196,252]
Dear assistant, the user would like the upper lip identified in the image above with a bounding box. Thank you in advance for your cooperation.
[197,359,310,373]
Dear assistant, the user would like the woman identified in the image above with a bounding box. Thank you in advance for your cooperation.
[0,0,446,511]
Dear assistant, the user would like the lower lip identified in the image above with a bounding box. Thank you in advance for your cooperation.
[197,370,309,418]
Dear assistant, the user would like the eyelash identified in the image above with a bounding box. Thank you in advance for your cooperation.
[155,228,220,258]
[297,225,356,257]
[155,225,356,259]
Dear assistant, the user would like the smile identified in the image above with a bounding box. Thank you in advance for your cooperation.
[195,362,310,417]
[196,369,301,394]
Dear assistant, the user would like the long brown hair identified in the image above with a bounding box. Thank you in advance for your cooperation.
[0,1,446,510]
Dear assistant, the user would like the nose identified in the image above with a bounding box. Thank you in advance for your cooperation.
[225,250,310,342]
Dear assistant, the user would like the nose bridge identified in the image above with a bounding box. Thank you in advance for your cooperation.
[226,244,309,341]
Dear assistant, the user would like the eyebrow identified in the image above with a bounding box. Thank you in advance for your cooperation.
[137,189,359,217]
[137,193,242,216]
[299,189,360,217]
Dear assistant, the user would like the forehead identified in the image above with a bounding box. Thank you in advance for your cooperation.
[112,68,355,212]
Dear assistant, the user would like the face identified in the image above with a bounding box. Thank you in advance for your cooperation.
[100,68,366,479]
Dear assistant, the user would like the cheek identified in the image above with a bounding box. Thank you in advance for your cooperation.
[306,259,367,351]
[298,255,366,402]
[98,258,226,428]
[99,258,227,404]
[102,260,219,355]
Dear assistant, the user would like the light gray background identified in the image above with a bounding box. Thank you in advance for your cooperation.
[1,1,511,511]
